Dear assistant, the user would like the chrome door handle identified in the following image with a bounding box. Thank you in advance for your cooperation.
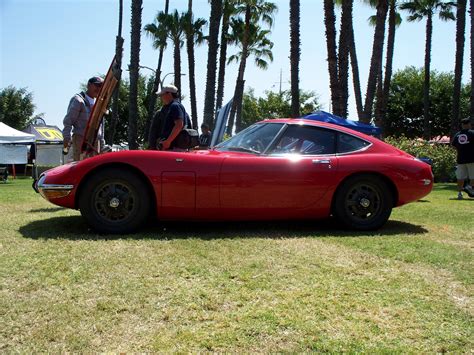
[312,159,331,164]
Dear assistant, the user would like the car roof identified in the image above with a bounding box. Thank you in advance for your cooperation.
[260,118,378,143]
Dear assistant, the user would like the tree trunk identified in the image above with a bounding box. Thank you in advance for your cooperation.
[173,38,182,96]
[361,0,387,123]
[215,2,231,114]
[337,0,352,118]
[348,18,363,119]
[290,0,300,118]
[186,0,198,129]
[144,0,169,144]
[128,0,142,150]
[203,0,223,126]
[375,0,397,131]
[323,0,340,116]
[228,5,250,134]
[423,14,432,140]
[108,0,124,145]
[451,0,466,137]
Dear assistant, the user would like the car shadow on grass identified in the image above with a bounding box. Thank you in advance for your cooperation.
[19,216,428,241]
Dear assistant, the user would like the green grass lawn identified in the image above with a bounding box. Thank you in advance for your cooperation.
[1,178,472,352]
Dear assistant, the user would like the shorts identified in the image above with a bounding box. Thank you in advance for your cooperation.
[455,162,474,180]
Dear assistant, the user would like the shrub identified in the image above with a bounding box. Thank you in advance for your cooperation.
[384,136,457,182]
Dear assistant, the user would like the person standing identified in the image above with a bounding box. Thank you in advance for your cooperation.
[451,117,474,199]
[62,76,105,161]
[148,85,185,150]
[199,123,212,149]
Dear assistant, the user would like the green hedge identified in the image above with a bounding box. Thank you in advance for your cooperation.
[384,136,457,182]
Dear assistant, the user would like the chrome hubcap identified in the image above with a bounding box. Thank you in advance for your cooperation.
[109,197,120,208]
[359,197,370,208]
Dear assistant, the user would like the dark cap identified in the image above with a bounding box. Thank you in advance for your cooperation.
[88,76,104,85]
[461,118,471,125]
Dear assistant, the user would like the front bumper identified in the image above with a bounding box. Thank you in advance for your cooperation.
[34,174,74,200]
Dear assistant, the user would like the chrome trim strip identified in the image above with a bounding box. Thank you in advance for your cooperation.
[39,184,74,190]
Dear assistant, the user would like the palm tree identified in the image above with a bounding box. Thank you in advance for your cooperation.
[290,0,300,118]
[227,18,274,134]
[203,0,223,126]
[400,0,455,139]
[228,0,277,133]
[184,0,207,129]
[372,0,402,129]
[323,0,340,116]
[108,0,124,144]
[216,0,238,113]
[143,0,169,144]
[128,0,142,150]
[156,10,187,93]
[360,0,388,124]
[451,0,466,136]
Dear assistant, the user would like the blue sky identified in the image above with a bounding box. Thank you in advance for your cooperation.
[1,0,471,130]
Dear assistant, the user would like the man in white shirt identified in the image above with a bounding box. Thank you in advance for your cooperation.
[62,76,104,161]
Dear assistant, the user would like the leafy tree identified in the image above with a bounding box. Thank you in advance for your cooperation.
[0,86,36,130]
[400,0,456,139]
[240,88,320,129]
[385,66,470,138]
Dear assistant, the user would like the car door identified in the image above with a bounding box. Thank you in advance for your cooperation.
[219,125,338,219]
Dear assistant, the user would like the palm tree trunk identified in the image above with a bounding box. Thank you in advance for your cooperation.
[348,19,363,119]
[203,0,223,126]
[422,13,432,140]
[451,0,466,137]
[337,0,352,118]
[173,38,182,94]
[128,0,142,150]
[375,0,397,131]
[186,0,198,129]
[144,0,169,143]
[215,2,231,113]
[290,0,300,118]
[108,0,124,145]
[228,5,250,134]
[323,0,340,116]
[361,0,387,123]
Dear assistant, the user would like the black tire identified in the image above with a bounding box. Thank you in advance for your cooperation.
[79,168,150,234]
[333,175,393,231]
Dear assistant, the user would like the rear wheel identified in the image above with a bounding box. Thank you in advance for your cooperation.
[333,175,393,230]
[79,168,150,234]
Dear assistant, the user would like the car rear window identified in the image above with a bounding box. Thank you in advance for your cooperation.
[337,133,370,153]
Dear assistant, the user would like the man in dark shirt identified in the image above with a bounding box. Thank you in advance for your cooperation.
[148,85,185,150]
[451,117,474,199]
[199,123,212,149]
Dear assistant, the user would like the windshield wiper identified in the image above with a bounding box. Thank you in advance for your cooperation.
[225,146,261,154]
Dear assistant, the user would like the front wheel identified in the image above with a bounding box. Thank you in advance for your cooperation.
[333,175,393,231]
[79,168,150,234]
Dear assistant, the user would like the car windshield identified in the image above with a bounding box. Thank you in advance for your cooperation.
[215,123,284,154]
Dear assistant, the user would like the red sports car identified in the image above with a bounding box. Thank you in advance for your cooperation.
[34,119,433,234]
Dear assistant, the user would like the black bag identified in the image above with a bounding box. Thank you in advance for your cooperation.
[174,128,200,149]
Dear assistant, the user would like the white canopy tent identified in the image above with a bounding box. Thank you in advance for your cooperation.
[0,122,35,164]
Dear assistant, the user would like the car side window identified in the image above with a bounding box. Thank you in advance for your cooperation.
[337,133,370,153]
[270,125,336,155]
